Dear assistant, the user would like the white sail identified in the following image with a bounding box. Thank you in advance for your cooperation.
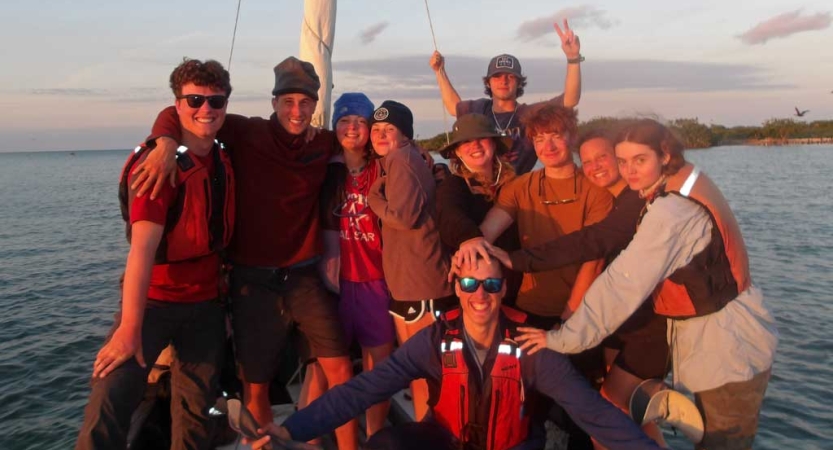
[299,0,337,129]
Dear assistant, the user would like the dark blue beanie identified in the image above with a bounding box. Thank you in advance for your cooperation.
[332,93,375,129]
[370,100,414,140]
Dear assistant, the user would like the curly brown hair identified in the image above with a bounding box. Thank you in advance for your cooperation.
[169,58,232,97]
[521,103,578,141]
[614,119,686,176]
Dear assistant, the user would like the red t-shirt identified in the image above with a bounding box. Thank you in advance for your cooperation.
[336,163,385,282]
[129,152,221,302]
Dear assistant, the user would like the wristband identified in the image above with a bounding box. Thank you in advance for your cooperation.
[567,55,585,64]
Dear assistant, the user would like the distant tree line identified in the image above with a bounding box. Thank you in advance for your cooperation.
[416,117,833,151]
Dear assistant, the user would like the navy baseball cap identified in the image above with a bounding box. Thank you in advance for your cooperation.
[486,54,522,78]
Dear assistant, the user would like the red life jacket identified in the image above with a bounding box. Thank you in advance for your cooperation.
[649,163,751,318]
[118,142,235,264]
[433,306,530,450]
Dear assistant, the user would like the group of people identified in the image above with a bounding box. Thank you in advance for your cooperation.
[75,19,777,450]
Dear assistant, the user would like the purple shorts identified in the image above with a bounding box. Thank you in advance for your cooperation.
[339,279,395,348]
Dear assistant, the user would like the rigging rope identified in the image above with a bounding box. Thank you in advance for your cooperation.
[228,0,243,70]
[423,0,450,146]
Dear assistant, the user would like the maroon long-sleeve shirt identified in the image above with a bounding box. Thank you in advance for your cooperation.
[151,107,338,267]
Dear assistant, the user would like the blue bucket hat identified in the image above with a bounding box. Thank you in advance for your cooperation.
[332,93,375,129]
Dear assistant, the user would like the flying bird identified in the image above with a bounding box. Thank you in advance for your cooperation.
[794,107,809,117]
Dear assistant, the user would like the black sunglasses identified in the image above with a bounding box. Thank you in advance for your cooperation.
[457,277,504,294]
[177,94,228,109]
[538,170,577,205]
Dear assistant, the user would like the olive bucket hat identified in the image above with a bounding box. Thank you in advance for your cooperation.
[439,113,514,159]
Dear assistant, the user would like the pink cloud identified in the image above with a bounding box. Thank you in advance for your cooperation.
[738,10,831,45]
[516,5,616,42]
[358,22,389,45]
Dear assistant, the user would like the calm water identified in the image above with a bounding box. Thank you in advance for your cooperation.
[0,146,830,449]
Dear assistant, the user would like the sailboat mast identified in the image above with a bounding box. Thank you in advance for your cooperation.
[300,0,337,129]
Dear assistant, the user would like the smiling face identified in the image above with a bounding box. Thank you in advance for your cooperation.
[488,73,519,101]
[272,93,316,135]
[175,83,227,140]
[456,259,505,329]
[455,138,496,174]
[335,114,369,153]
[532,131,572,169]
[615,141,669,191]
[370,122,408,157]
[580,137,620,189]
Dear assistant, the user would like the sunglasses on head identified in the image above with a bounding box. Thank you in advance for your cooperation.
[457,277,504,294]
[538,170,577,205]
[177,94,228,109]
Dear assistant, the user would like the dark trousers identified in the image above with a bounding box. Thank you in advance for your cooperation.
[75,299,225,450]
[365,421,545,450]
[524,313,603,450]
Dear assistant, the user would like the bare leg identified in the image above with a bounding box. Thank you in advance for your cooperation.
[298,362,326,446]
[298,361,326,409]
[600,365,667,448]
[393,313,435,421]
[317,355,358,450]
[243,381,273,428]
[363,343,394,436]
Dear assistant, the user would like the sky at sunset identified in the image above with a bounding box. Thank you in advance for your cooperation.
[1,0,831,152]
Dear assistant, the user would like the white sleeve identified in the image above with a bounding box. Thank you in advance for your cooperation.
[546,195,714,353]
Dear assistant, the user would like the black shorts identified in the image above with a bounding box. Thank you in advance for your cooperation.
[229,264,349,384]
[388,295,458,323]
[604,333,669,380]
[604,312,669,380]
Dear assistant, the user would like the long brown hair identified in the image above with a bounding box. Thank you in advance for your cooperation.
[615,119,686,176]
[449,149,515,201]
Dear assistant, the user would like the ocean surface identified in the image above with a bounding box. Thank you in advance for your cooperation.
[0,146,831,449]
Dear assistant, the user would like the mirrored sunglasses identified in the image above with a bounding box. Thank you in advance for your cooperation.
[457,277,504,294]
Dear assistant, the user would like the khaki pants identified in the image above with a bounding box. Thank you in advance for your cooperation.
[695,368,772,450]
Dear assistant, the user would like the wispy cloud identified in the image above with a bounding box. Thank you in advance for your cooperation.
[29,88,110,96]
[517,6,617,42]
[333,55,788,100]
[358,22,389,45]
[738,10,831,45]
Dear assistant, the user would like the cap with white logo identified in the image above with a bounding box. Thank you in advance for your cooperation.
[486,54,523,78]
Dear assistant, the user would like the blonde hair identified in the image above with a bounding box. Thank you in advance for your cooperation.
[450,155,515,201]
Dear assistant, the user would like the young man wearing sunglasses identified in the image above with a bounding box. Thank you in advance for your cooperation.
[244,253,661,450]
[127,57,357,448]
[76,59,234,450]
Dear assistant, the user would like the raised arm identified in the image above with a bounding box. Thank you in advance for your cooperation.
[429,51,463,116]
[554,19,582,108]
